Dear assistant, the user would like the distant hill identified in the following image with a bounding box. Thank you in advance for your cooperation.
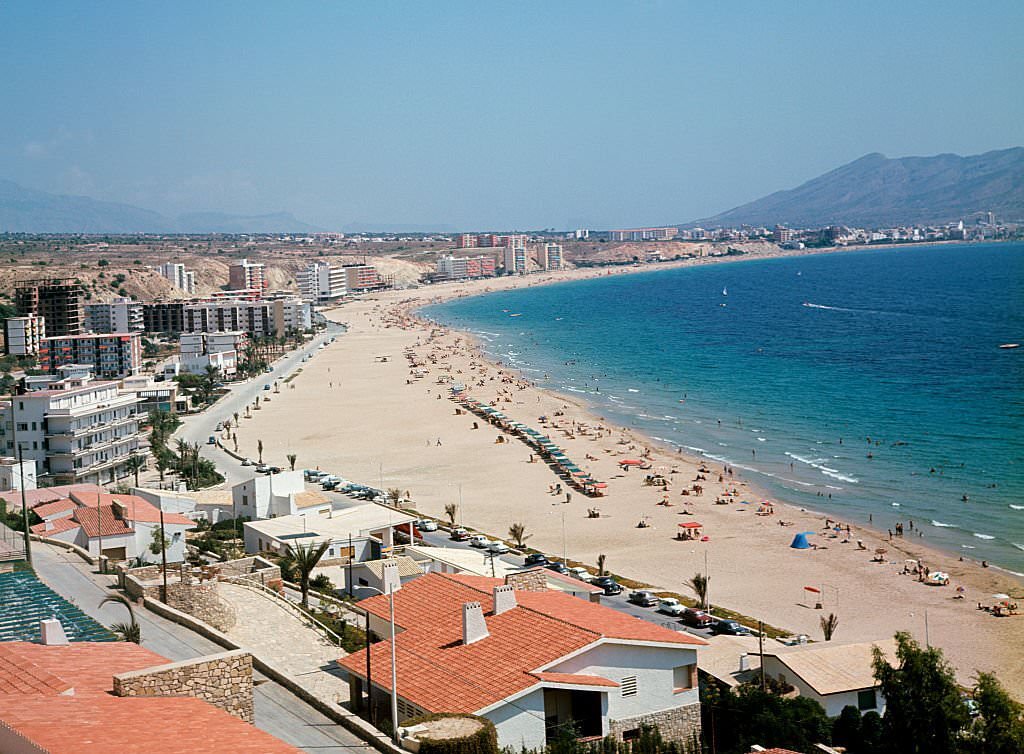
[686,147,1024,229]
[0,179,321,234]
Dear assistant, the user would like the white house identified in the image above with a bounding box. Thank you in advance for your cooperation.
[242,502,416,562]
[339,572,706,750]
[0,456,37,492]
[760,639,895,717]
[232,470,330,520]
[30,491,193,564]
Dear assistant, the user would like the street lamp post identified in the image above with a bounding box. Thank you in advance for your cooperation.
[16,442,31,565]
[360,583,400,743]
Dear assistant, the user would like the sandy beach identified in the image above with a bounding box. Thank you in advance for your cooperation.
[232,259,1024,699]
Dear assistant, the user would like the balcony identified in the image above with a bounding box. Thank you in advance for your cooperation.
[44,393,140,418]
[45,414,138,440]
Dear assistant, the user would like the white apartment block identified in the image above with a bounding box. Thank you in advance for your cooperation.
[503,243,528,274]
[182,298,309,338]
[158,262,196,295]
[3,314,45,356]
[538,243,563,271]
[84,297,144,334]
[299,261,347,304]
[0,366,145,486]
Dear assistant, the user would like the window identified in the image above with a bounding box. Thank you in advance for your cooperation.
[858,689,877,711]
[673,664,696,693]
[622,729,641,742]
[16,423,28,432]
[621,675,638,697]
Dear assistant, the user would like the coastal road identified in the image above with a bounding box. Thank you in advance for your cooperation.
[30,541,374,754]
[174,321,346,486]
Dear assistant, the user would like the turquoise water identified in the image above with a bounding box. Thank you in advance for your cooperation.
[423,242,1024,575]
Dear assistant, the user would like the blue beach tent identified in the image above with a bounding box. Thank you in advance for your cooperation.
[790,532,814,549]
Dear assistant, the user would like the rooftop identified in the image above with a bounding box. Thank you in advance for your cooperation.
[338,572,704,714]
[763,639,897,695]
[244,502,416,544]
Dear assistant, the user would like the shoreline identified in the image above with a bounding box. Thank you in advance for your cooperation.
[231,242,1024,699]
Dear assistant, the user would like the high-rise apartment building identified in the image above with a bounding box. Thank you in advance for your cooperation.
[0,365,145,485]
[298,262,347,303]
[607,227,678,242]
[436,255,498,281]
[342,264,384,293]
[503,243,528,274]
[773,225,793,243]
[3,314,45,356]
[455,234,479,249]
[157,262,196,294]
[84,297,144,334]
[39,333,142,379]
[15,278,84,337]
[537,243,563,271]
[141,301,186,334]
[228,258,266,291]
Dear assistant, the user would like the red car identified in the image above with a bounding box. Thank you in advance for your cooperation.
[681,608,715,628]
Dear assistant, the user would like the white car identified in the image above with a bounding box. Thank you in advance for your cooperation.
[468,534,489,548]
[657,598,685,617]
[487,541,510,555]
[416,519,439,532]
[568,567,593,582]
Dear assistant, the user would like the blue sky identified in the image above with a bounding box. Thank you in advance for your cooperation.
[1,1,1020,230]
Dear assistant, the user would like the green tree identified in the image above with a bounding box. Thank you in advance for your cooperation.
[702,682,832,754]
[687,572,709,610]
[148,526,169,558]
[832,705,864,752]
[508,522,530,548]
[963,672,1024,754]
[100,594,141,644]
[873,631,970,754]
[125,453,146,488]
[821,612,840,641]
[287,540,330,609]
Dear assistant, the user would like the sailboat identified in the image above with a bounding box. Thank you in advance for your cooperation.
[722,287,728,296]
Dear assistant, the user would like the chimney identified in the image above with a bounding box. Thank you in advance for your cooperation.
[493,584,516,615]
[40,618,69,646]
[462,602,489,645]
[381,559,401,595]
[739,653,749,672]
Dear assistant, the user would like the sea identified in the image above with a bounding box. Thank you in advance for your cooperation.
[422,242,1024,576]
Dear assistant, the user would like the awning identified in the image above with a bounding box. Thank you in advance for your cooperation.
[619,459,644,466]
[678,522,703,529]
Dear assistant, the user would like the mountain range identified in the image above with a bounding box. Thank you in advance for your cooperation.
[686,147,1024,229]
[0,179,321,234]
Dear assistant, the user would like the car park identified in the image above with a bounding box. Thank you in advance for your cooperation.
[524,553,549,567]
[416,519,438,532]
[657,598,685,617]
[681,608,715,628]
[450,528,470,541]
[590,576,623,595]
[628,590,659,607]
[487,541,510,555]
[545,561,570,575]
[469,534,489,548]
[711,619,751,636]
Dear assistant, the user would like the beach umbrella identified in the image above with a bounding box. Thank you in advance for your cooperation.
[592,482,608,489]
[993,593,1011,600]
[678,522,703,529]
[790,532,813,549]
[619,459,644,466]
[572,470,589,477]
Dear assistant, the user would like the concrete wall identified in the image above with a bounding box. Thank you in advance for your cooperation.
[113,649,254,722]
[486,687,547,751]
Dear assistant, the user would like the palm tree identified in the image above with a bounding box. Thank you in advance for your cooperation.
[154,452,169,482]
[820,612,840,641]
[100,594,141,643]
[444,503,458,525]
[508,522,530,548]
[597,554,607,577]
[387,488,403,506]
[287,541,331,609]
[688,572,709,610]
[125,453,146,487]
[257,439,264,464]
[287,453,297,471]
[233,411,240,427]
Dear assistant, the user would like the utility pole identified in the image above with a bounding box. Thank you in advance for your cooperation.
[159,503,169,603]
[16,442,31,565]
[704,550,711,613]
[365,608,373,724]
[348,534,354,597]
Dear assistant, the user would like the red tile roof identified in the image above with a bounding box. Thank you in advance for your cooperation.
[0,483,105,511]
[72,492,194,526]
[31,495,193,539]
[73,505,135,538]
[30,516,81,536]
[32,498,78,519]
[2,695,301,753]
[0,642,300,753]
[338,573,705,714]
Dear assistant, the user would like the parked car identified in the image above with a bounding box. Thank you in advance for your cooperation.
[681,608,715,628]
[545,561,570,575]
[263,384,271,390]
[241,458,252,466]
[450,528,470,541]
[268,466,282,474]
[255,463,269,473]
[469,534,489,548]
[207,435,216,445]
[568,567,593,582]
[657,598,685,617]
[215,422,223,431]
[711,619,751,636]
[416,519,438,532]
[524,553,549,567]
[321,480,338,491]
[487,541,510,555]
[628,590,659,607]
[591,576,623,595]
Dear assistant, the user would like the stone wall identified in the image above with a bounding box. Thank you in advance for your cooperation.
[166,577,237,632]
[608,702,701,747]
[113,649,255,723]
[505,570,547,592]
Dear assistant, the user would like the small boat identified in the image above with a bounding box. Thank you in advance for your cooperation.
[509,313,522,317]
[999,343,1020,349]
[722,287,728,296]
